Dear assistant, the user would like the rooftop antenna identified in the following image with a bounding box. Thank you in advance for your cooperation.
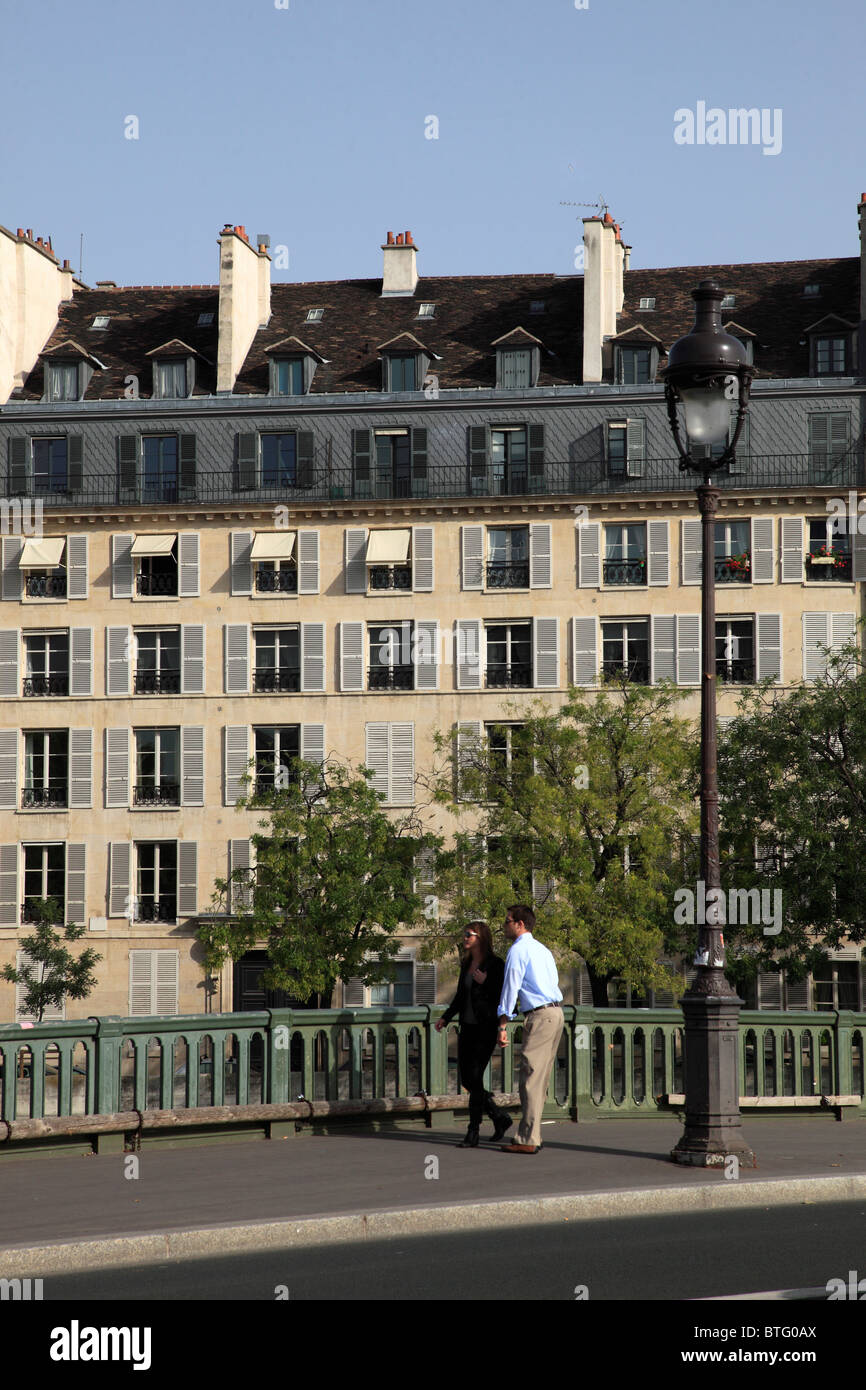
[559,197,622,226]
[79,233,83,280]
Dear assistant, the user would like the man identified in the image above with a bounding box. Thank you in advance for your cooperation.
[497,904,563,1154]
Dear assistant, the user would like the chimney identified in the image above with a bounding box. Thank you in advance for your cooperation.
[216,222,271,393]
[859,192,866,325]
[581,213,625,383]
[381,230,418,297]
[0,224,74,403]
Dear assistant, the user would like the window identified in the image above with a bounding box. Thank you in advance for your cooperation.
[601,620,650,684]
[486,526,529,588]
[809,413,850,467]
[490,427,527,495]
[806,516,852,581]
[274,360,304,396]
[20,535,67,599]
[529,300,546,314]
[155,360,187,399]
[254,556,298,595]
[142,436,179,503]
[638,297,656,310]
[253,626,300,693]
[364,722,415,806]
[367,529,412,591]
[720,295,735,310]
[254,726,300,797]
[387,355,417,391]
[22,843,65,921]
[486,722,529,787]
[47,362,79,401]
[132,536,178,597]
[23,731,68,809]
[374,430,412,497]
[715,618,755,684]
[134,729,180,806]
[803,283,821,297]
[91,315,111,329]
[261,434,298,487]
[417,303,436,318]
[135,842,177,922]
[305,308,324,322]
[607,420,646,478]
[23,632,69,697]
[32,439,69,493]
[197,312,214,327]
[485,621,532,688]
[714,519,751,583]
[369,960,415,1006]
[814,336,848,375]
[498,350,532,389]
[134,628,180,695]
[604,523,647,585]
[813,960,860,1011]
[616,347,652,385]
[368,621,414,690]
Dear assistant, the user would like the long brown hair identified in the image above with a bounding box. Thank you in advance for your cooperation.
[461,919,494,965]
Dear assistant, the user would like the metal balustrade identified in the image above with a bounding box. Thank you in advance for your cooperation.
[368,565,412,591]
[368,665,414,690]
[602,558,646,586]
[805,551,853,581]
[22,674,69,697]
[486,663,532,688]
[601,660,651,685]
[715,553,751,583]
[21,785,68,809]
[486,562,530,589]
[255,568,298,593]
[136,572,178,596]
[24,573,67,598]
[252,667,301,693]
[132,782,180,807]
[715,658,756,684]
[134,669,181,695]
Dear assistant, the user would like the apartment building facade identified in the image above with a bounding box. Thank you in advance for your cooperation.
[1,205,864,1019]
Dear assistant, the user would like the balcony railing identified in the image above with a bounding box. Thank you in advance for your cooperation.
[602,660,651,685]
[603,558,647,586]
[21,785,68,809]
[368,565,412,591]
[22,673,69,697]
[253,667,301,693]
[716,659,755,684]
[806,550,852,581]
[486,663,532,689]
[715,553,751,583]
[486,562,530,589]
[20,902,64,924]
[368,665,414,691]
[133,782,180,807]
[25,573,67,598]
[136,571,178,596]
[134,669,181,695]
[134,896,178,924]
[255,568,298,593]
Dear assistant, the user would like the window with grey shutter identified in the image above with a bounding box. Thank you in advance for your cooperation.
[455,619,482,690]
[225,725,250,805]
[755,614,782,682]
[578,522,600,588]
[178,533,200,597]
[177,842,198,916]
[676,615,701,686]
[70,627,93,697]
[365,722,390,800]
[2,537,23,601]
[0,629,19,696]
[297,432,315,488]
[651,615,676,683]
[300,723,325,770]
[529,523,552,589]
[67,436,84,492]
[456,722,483,802]
[66,535,88,599]
[106,626,130,696]
[236,434,258,491]
[8,437,29,495]
[414,620,438,691]
[780,517,803,583]
[111,534,135,598]
[681,519,702,585]
[69,729,93,809]
[228,839,253,912]
[626,419,645,477]
[117,437,139,500]
[461,526,484,591]
[414,961,437,1006]
[751,518,774,584]
[809,412,850,469]
[468,425,488,492]
[411,428,428,497]
[528,423,544,489]
[340,621,364,691]
[343,976,365,1006]
[181,726,205,806]
[389,724,415,806]
[109,842,132,918]
[179,435,197,498]
[105,728,130,807]
[572,618,597,685]
[65,843,87,927]
[353,429,372,494]
[224,624,249,694]
[647,521,670,586]
[0,845,18,926]
[412,526,434,592]
[301,623,325,692]
[181,625,205,693]
[532,618,559,689]
[297,530,319,594]
[229,531,253,597]
[345,529,368,594]
[0,729,17,810]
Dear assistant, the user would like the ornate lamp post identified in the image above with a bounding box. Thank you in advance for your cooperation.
[662,280,756,1167]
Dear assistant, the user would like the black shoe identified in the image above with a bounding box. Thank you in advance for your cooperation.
[491,1113,513,1143]
[457,1126,480,1148]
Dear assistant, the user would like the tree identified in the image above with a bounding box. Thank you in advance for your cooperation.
[199,759,440,1007]
[718,634,866,995]
[426,680,699,1005]
[1,898,101,1023]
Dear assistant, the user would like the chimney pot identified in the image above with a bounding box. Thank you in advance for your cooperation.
[63,259,71,270]
[26,229,32,239]
[16,228,24,238]
[405,231,411,243]
[387,231,395,245]
[861,193,866,204]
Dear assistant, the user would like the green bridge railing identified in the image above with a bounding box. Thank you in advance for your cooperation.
[1,1007,864,1127]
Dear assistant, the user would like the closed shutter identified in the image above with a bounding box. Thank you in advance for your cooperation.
[751,517,774,583]
[301,622,325,692]
[155,951,179,1014]
[529,522,552,589]
[343,977,366,1006]
[0,730,17,809]
[181,625,205,694]
[105,728,130,808]
[353,429,372,490]
[365,723,390,801]
[181,726,205,806]
[297,432,314,488]
[129,951,154,1016]
[70,627,93,697]
[390,723,415,806]
[533,617,559,689]
[781,517,803,583]
[528,423,545,487]
[531,870,555,909]
[785,974,810,1011]
[758,971,783,1010]
[224,623,250,694]
[455,619,482,690]
[109,842,132,918]
[228,839,253,912]
[411,427,428,496]
[117,436,139,500]
[647,520,670,586]
[0,845,19,926]
[414,619,439,691]
[456,721,483,802]
[225,725,250,806]
[626,418,645,477]
[651,615,676,683]
[412,526,434,591]
[572,617,597,687]
[803,612,829,680]
[230,532,253,596]
[682,520,702,585]
[297,529,319,593]
[0,629,18,696]
[106,628,131,695]
[68,435,84,491]
[9,437,28,494]
[111,534,134,598]
[810,413,850,467]
[340,621,364,691]
[756,614,782,682]
[236,433,258,491]
[468,425,488,490]
[178,533,200,597]
[414,961,437,1006]
[578,521,600,588]
[69,729,93,809]
[831,613,856,660]
[1,537,23,601]
[65,843,87,926]
[179,435,196,496]
[461,525,484,591]
[67,535,88,599]
[676,615,701,686]
[345,528,368,594]
[177,842,198,916]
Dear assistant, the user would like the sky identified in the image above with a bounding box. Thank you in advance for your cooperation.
[0,0,863,288]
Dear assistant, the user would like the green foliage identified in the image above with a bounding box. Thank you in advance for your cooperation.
[1,898,101,1023]
[199,759,440,1004]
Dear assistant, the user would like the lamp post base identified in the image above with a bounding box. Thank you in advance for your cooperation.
[670,985,757,1168]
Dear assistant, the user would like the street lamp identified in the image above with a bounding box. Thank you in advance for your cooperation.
[662,279,756,1168]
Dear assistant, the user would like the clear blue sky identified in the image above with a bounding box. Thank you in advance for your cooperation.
[1,0,863,286]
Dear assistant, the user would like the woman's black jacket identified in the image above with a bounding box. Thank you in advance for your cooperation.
[440,953,505,1028]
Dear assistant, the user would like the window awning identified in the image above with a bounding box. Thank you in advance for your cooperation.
[366,529,411,564]
[19,537,66,569]
[131,533,177,556]
[250,531,296,560]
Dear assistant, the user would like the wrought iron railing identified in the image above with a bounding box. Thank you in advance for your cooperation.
[134,896,177,924]
[22,674,69,697]
[603,558,646,585]
[806,550,853,581]
[486,663,533,688]
[716,659,756,684]
[133,782,180,807]
[486,562,530,588]
[134,669,181,695]
[21,785,68,809]
[368,565,412,590]
[24,573,67,598]
[255,568,298,593]
[715,553,751,583]
[252,668,301,693]
[20,901,65,924]
[602,660,650,685]
[136,571,178,596]
[368,665,414,691]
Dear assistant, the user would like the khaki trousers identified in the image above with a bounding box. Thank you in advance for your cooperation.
[517,1005,564,1147]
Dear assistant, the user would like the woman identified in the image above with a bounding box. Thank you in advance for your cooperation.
[435,921,512,1148]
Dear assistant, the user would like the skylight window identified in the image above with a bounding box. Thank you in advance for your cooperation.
[197,312,214,326]
[638,297,656,311]
[529,300,546,314]
[306,308,324,322]
[417,303,436,318]
[803,283,821,296]
[91,315,110,329]
[721,295,735,310]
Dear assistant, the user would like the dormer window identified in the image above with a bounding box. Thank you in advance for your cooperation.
[275,359,304,395]
[615,346,654,385]
[305,308,324,322]
[803,283,821,297]
[147,341,197,399]
[155,360,188,398]
[814,335,848,375]
[638,297,656,311]
[498,349,532,389]
[387,355,417,391]
[91,315,111,330]
[265,337,322,395]
[47,362,80,401]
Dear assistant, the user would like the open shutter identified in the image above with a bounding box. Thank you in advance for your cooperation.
[67,535,88,599]
[353,429,372,491]
[109,842,132,918]
[651,615,676,683]
[578,521,600,588]
[0,629,18,696]
[781,517,803,583]
[726,412,750,474]
[105,728,130,808]
[2,537,23,601]
[179,435,196,497]
[468,425,488,490]
[755,613,782,682]
[647,521,670,586]
[414,620,439,691]
[181,726,205,806]
[461,525,484,591]
[455,619,482,690]
[178,533,200,597]
[117,436,138,500]
[8,437,28,494]
[528,423,545,487]
[411,427,428,496]
[682,520,702,585]
[456,721,483,802]
[301,622,325,692]
[69,729,93,809]
[529,523,552,589]
[111,534,134,598]
[181,625,205,694]
[365,723,390,800]
[236,433,258,491]
[300,724,325,770]
[224,624,249,694]
[751,517,774,583]
[390,723,415,806]
[531,870,555,909]
[853,524,866,583]
[803,612,829,681]
[297,529,319,593]
[831,612,856,656]
[345,528,368,594]
[67,435,84,491]
[626,418,645,477]
[412,526,434,592]
[228,840,253,912]
[65,844,86,926]
[533,617,559,689]
[0,730,17,810]
[340,621,364,691]
[230,532,253,596]
[297,432,314,488]
[572,617,597,687]
[106,626,130,696]
[225,725,250,805]
[0,845,19,926]
[676,614,701,686]
[70,627,93,697]
[177,842,198,916]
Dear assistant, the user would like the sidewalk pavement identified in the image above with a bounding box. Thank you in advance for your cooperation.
[1,1115,865,1275]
